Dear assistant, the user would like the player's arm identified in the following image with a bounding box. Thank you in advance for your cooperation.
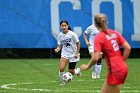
[122,41,131,61]
[80,35,102,70]
[116,31,131,61]
[72,32,80,58]
[80,52,100,70]
[75,41,80,58]
[54,34,61,53]
[54,44,61,53]
[83,33,90,46]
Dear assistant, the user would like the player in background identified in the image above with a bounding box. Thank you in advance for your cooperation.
[54,20,80,85]
[83,24,102,79]
[80,14,131,93]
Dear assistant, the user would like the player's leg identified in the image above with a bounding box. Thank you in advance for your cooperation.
[100,79,108,93]
[68,62,76,74]
[88,46,96,79]
[69,56,80,76]
[111,68,128,93]
[92,65,96,79]
[69,63,81,76]
[101,68,127,93]
[95,58,102,78]
[59,57,68,85]
[90,52,97,79]
[101,80,122,93]
[112,85,122,93]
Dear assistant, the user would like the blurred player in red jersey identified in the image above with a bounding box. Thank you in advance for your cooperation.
[80,14,131,93]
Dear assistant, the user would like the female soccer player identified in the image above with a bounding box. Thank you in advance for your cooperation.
[54,20,80,85]
[80,14,131,93]
[83,24,102,79]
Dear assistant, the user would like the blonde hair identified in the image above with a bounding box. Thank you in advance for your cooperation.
[94,14,109,35]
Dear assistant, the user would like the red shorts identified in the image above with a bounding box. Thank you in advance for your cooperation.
[107,68,128,85]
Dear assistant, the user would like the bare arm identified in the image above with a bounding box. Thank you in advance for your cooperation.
[75,41,80,58]
[83,33,90,46]
[54,45,61,52]
[76,41,80,54]
[80,52,100,70]
[122,41,131,61]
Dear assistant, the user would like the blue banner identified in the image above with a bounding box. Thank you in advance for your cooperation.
[0,0,140,48]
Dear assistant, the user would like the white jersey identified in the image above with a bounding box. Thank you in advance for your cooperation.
[84,24,99,53]
[84,24,99,46]
[57,30,79,57]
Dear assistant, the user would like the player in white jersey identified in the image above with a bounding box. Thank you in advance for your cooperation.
[83,24,102,79]
[54,20,80,85]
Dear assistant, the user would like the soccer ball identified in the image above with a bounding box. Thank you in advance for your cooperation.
[62,72,73,83]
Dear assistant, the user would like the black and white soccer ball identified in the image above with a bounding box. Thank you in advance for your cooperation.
[62,72,73,83]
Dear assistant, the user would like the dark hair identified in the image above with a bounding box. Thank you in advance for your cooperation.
[60,20,71,30]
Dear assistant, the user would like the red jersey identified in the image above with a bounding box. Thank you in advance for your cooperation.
[94,29,127,73]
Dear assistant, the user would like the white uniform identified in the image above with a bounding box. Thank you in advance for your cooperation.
[84,24,99,53]
[57,30,80,62]
[84,24,102,79]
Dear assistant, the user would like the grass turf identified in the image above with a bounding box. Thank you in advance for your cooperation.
[0,58,140,93]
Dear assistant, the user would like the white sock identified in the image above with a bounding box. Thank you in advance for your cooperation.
[59,71,64,82]
[95,65,102,76]
[92,65,96,72]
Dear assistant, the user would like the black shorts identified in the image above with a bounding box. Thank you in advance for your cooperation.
[97,58,102,65]
[69,62,77,69]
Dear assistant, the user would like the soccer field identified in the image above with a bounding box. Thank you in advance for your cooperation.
[0,58,140,93]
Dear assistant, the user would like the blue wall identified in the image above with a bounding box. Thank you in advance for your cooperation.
[0,0,140,48]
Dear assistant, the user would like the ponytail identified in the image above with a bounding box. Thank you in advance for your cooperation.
[100,17,107,32]
[94,14,109,35]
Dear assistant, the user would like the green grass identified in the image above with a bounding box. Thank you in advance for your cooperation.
[0,58,140,93]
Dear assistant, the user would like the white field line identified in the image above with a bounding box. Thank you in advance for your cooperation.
[0,82,52,92]
[0,82,139,93]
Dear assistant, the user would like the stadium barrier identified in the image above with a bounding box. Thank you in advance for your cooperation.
[0,48,139,58]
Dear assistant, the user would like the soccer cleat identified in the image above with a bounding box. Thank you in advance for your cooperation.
[60,82,66,86]
[92,72,96,79]
[59,76,66,86]
[60,80,66,86]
